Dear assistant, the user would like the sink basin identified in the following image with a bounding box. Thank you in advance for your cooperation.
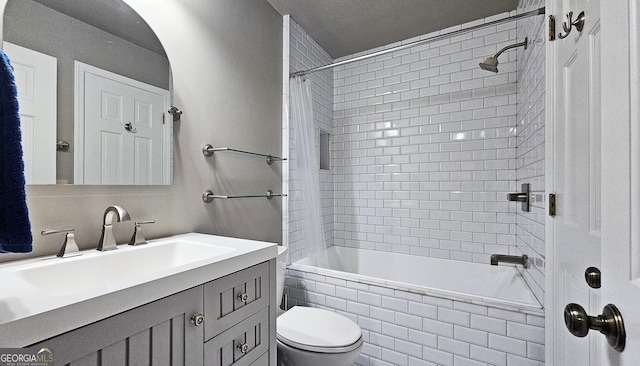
[15,240,235,296]
[0,232,277,347]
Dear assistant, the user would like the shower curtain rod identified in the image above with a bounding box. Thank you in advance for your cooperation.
[290,7,545,78]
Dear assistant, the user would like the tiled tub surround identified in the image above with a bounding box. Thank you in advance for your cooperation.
[514,0,546,305]
[284,6,547,300]
[285,250,544,366]
[330,14,520,264]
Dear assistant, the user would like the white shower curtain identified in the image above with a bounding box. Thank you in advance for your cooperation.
[290,76,328,267]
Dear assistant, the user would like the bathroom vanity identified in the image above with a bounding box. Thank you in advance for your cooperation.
[0,233,278,365]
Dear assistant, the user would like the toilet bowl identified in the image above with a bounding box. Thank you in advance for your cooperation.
[275,246,363,366]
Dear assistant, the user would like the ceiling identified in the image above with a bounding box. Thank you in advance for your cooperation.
[266,0,519,59]
[30,0,518,60]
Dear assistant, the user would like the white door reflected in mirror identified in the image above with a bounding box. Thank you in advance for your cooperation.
[75,62,170,185]
[3,41,56,185]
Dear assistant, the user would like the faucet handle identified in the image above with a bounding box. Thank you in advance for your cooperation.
[42,228,82,258]
[128,220,155,246]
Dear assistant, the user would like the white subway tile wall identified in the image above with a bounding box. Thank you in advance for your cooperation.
[331,16,519,264]
[284,0,547,363]
[285,270,545,366]
[515,0,546,306]
[288,18,335,263]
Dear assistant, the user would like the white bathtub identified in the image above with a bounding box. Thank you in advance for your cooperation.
[290,246,541,312]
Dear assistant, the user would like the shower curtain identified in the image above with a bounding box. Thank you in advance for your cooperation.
[289,76,328,267]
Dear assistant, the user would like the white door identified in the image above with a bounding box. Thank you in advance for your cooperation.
[3,41,57,185]
[549,0,640,364]
[75,62,169,185]
[599,0,640,363]
[548,0,602,363]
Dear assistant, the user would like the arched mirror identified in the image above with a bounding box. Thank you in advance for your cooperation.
[3,0,172,185]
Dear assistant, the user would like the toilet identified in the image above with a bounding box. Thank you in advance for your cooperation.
[275,246,363,366]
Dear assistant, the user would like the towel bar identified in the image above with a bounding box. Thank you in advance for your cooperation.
[202,144,287,165]
[202,190,287,203]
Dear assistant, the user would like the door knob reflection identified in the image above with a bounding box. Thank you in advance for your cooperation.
[124,122,137,133]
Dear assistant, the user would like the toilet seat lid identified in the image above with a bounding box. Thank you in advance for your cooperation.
[277,306,362,350]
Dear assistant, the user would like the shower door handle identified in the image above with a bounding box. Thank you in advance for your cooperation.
[563,303,625,351]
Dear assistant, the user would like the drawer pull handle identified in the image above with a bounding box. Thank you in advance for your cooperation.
[237,343,249,354]
[237,293,249,303]
[190,314,205,327]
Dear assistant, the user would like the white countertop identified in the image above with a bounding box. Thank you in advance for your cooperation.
[0,233,277,347]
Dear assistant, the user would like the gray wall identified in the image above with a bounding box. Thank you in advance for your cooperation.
[4,0,170,183]
[0,0,283,262]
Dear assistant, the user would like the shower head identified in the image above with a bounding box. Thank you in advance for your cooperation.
[479,37,528,73]
[479,56,499,73]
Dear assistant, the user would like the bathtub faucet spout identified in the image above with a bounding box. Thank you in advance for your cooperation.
[490,254,529,268]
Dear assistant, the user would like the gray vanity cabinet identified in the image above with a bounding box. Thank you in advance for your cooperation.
[31,286,204,365]
[203,262,271,366]
[28,261,275,366]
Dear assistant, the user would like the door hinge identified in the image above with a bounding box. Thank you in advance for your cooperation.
[549,193,556,216]
[549,15,556,41]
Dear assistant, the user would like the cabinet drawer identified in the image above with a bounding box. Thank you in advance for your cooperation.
[204,262,269,340]
[204,307,269,366]
[248,352,268,366]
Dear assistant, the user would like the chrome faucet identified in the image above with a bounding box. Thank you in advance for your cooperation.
[98,205,131,251]
[490,254,529,268]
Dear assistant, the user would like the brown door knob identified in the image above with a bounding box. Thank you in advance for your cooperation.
[564,303,625,352]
